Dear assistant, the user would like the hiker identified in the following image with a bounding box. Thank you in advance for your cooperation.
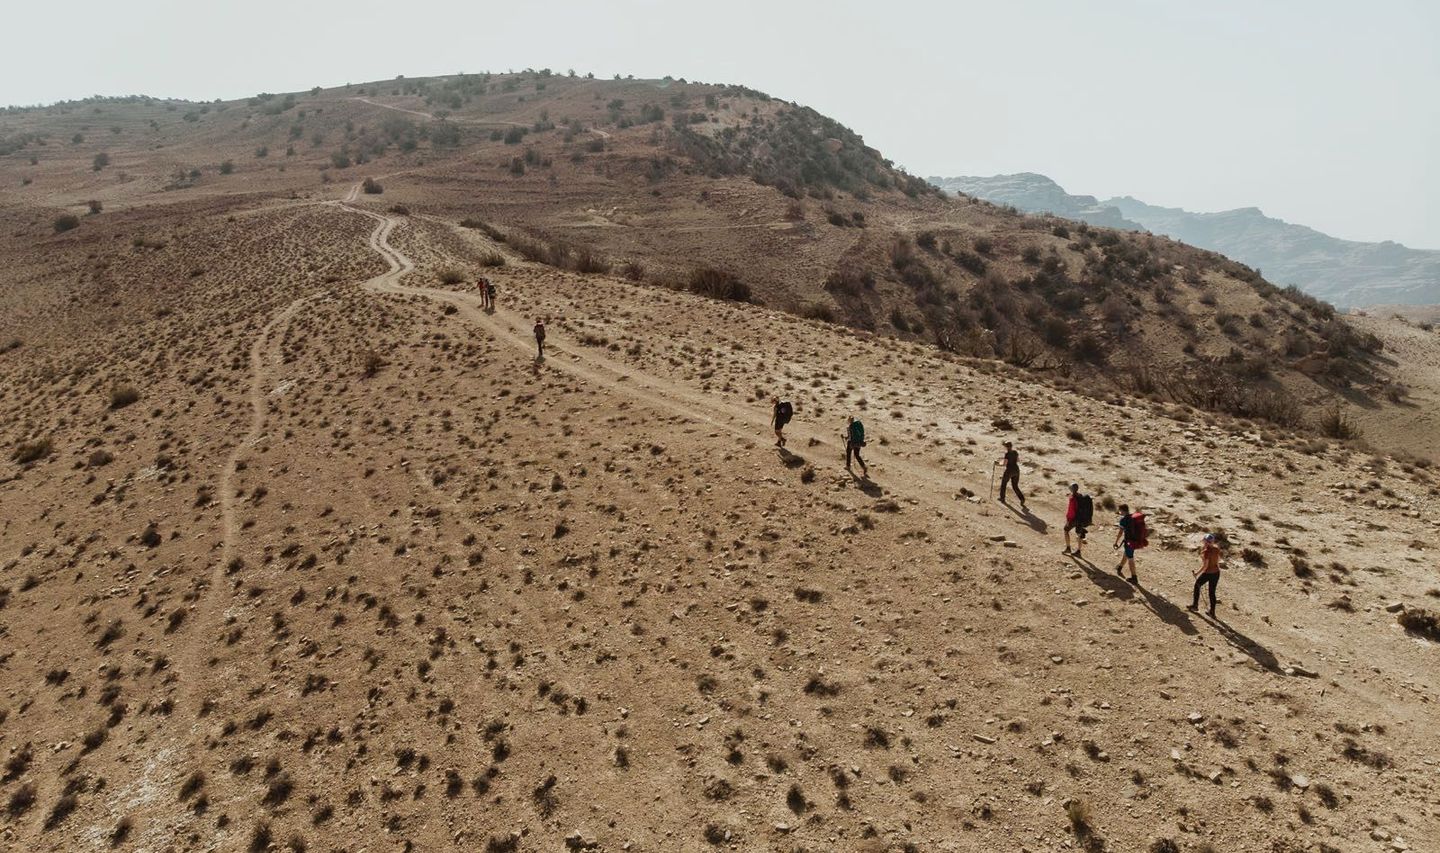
[486,278,497,310]
[996,441,1025,508]
[1063,483,1092,557]
[771,397,793,448]
[1111,503,1146,584]
[845,416,868,476]
[533,318,546,358]
[477,275,491,309]
[1189,533,1221,616]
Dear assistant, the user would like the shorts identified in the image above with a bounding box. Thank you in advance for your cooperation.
[776,418,791,429]
[1064,523,1087,540]
[1123,543,1135,558]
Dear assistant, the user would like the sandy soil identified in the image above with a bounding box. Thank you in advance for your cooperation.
[1,172,1437,852]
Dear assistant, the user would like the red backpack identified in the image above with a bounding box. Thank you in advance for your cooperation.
[1129,512,1149,549]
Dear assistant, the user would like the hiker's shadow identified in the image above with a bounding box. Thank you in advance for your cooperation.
[1209,616,1283,674]
[777,448,807,469]
[849,469,883,496]
[1002,501,1047,534]
[1070,554,1198,636]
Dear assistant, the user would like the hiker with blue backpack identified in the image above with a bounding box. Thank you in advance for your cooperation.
[845,416,868,477]
[1063,483,1093,558]
[1112,504,1147,585]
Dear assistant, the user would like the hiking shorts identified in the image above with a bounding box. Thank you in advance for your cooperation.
[1123,543,1135,558]
[1065,523,1087,540]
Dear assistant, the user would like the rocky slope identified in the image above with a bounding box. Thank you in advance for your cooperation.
[931,173,1440,309]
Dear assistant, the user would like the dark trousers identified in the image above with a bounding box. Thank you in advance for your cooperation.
[1000,467,1023,502]
[847,441,865,470]
[1192,573,1219,611]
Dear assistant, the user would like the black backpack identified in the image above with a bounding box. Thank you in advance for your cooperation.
[1075,494,1094,526]
[777,401,793,420]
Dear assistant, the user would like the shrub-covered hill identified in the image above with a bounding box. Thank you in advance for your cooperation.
[0,70,1418,451]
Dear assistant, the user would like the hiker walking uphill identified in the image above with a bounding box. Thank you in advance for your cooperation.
[771,398,794,448]
[1112,504,1147,585]
[477,275,492,310]
[845,416,868,476]
[533,318,546,358]
[996,441,1025,508]
[486,278,497,311]
[1190,533,1222,616]
[1064,483,1093,557]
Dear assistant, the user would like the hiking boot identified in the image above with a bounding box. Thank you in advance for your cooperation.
[1128,575,1140,586]
[1207,609,1216,618]
[1062,547,1072,555]
[1186,604,1198,612]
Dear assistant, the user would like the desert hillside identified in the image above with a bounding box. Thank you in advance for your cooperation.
[2,73,1431,458]
[1,75,1439,853]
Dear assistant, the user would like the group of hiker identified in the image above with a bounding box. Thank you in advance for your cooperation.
[769,399,1224,619]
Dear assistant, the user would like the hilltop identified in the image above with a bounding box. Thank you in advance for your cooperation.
[1,73,1439,852]
[932,172,1440,309]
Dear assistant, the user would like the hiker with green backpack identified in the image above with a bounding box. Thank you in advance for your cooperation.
[1112,503,1147,585]
[845,416,868,477]
[1063,483,1093,558]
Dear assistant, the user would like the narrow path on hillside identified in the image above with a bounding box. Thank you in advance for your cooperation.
[351,95,612,138]
[338,201,1024,525]
[176,289,322,740]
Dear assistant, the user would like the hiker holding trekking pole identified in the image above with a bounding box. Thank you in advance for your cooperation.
[1189,533,1221,617]
[996,441,1025,508]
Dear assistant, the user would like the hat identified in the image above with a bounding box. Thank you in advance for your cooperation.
[1203,534,1216,542]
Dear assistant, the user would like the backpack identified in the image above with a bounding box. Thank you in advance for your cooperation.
[1129,512,1149,549]
[777,401,793,420]
[1075,494,1093,527]
[849,420,865,446]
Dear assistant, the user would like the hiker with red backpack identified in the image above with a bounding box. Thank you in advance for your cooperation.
[1064,483,1093,557]
[1112,504,1146,584]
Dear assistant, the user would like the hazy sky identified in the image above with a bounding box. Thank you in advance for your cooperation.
[6,1,1437,248]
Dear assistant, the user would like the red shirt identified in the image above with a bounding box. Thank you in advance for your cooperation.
[1066,494,1078,523]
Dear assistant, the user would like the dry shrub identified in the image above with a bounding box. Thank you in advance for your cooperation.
[688,267,750,302]
[437,267,466,285]
[12,438,53,464]
[1397,607,1440,642]
[109,384,140,409]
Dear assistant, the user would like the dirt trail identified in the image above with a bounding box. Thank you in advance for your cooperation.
[340,202,1070,536]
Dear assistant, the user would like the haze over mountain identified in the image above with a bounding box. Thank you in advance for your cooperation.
[931,173,1440,309]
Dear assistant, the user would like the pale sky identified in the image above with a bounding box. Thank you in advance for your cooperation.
[5,0,1437,249]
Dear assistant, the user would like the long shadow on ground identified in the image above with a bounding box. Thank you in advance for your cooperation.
[1070,554,1199,636]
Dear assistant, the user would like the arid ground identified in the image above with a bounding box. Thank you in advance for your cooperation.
[2,75,1439,852]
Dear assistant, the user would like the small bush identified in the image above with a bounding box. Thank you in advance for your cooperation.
[93,152,111,171]
[1317,406,1360,440]
[1397,607,1440,642]
[362,177,383,194]
[478,252,506,267]
[219,160,234,175]
[687,267,750,302]
[53,214,81,233]
[361,350,385,378]
[437,267,465,285]
[620,261,645,281]
[109,384,140,409]
[387,204,410,215]
[12,438,53,464]
[87,200,103,215]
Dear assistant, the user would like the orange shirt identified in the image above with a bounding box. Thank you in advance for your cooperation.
[1200,542,1221,574]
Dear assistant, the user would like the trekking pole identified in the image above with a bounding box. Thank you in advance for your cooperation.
[989,461,997,499]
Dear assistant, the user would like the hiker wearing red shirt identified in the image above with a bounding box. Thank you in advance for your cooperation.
[1063,483,1093,558]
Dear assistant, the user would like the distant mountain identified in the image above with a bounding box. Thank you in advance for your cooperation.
[930,173,1440,308]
